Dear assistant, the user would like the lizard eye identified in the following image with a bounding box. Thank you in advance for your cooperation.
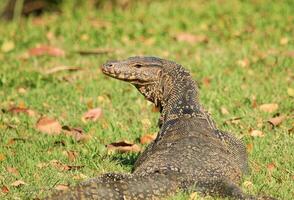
[134,64,143,68]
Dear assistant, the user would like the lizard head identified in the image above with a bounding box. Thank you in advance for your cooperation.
[101,56,191,108]
[102,56,163,84]
[101,56,166,107]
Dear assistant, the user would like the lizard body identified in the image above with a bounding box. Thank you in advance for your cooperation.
[45,56,275,200]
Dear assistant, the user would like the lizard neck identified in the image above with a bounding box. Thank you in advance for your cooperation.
[157,70,216,139]
[160,75,202,123]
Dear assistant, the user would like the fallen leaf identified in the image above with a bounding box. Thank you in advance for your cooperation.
[106,140,141,153]
[80,34,89,41]
[36,163,48,169]
[82,108,103,122]
[237,58,249,68]
[284,51,294,58]
[140,133,157,144]
[66,150,78,162]
[1,185,9,193]
[224,117,242,125]
[280,37,288,45]
[251,95,257,108]
[259,103,278,113]
[17,87,27,94]
[72,173,87,180]
[28,45,65,57]
[287,88,294,97]
[6,167,19,176]
[90,19,111,29]
[249,130,264,137]
[247,143,254,153]
[36,117,62,135]
[220,106,229,115]
[86,99,94,109]
[11,180,26,187]
[6,138,27,146]
[202,77,211,87]
[44,66,81,74]
[8,106,36,116]
[175,33,208,43]
[242,181,254,189]
[151,106,160,112]
[267,115,286,127]
[1,41,15,52]
[0,153,6,161]
[62,126,90,142]
[55,184,69,191]
[50,160,84,171]
[267,163,276,171]
[76,48,114,55]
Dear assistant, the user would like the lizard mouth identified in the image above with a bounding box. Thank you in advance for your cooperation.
[101,67,150,85]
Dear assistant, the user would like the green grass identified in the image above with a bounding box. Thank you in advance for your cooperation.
[0,0,293,199]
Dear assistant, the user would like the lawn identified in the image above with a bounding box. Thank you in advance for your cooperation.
[0,0,293,199]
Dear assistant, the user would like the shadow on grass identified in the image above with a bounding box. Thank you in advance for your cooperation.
[110,153,139,169]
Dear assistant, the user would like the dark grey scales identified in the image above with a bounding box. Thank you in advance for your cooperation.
[45,56,277,200]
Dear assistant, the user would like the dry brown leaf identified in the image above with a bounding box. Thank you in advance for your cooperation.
[17,87,27,94]
[28,45,65,57]
[55,184,69,191]
[267,115,286,127]
[45,66,81,74]
[66,150,78,162]
[202,77,211,87]
[0,153,6,161]
[82,108,103,122]
[36,117,62,135]
[11,180,26,187]
[151,106,160,113]
[220,106,229,115]
[280,37,288,45]
[50,160,84,171]
[259,103,278,113]
[106,140,141,153]
[251,95,257,108]
[242,181,254,189]
[62,126,90,142]
[36,163,48,169]
[175,33,208,43]
[6,167,19,176]
[249,130,264,137]
[267,163,276,171]
[90,19,111,29]
[224,117,242,125]
[5,138,27,146]
[287,88,294,97]
[284,51,294,58]
[237,58,250,68]
[140,134,157,145]
[1,185,9,193]
[72,173,87,180]
[8,106,36,116]
[1,41,15,53]
[247,143,253,153]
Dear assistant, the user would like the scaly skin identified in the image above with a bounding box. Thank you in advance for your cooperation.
[45,56,276,200]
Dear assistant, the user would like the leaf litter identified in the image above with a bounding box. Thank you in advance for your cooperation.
[82,108,103,122]
[36,117,62,135]
[28,45,65,57]
[106,140,141,153]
